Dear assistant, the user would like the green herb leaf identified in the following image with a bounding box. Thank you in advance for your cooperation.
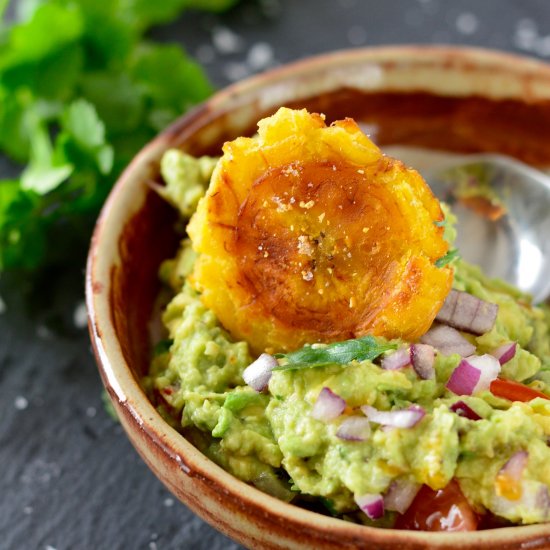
[21,164,74,194]
[152,338,173,356]
[0,0,240,274]
[20,118,74,194]
[319,497,339,516]
[0,3,85,71]
[80,72,145,135]
[0,181,46,270]
[130,43,213,131]
[62,99,106,150]
[434,218,447,227]
[435,248,460,268]
[122,0,191,30]
[60,99,114,174]
[273,336,397,371]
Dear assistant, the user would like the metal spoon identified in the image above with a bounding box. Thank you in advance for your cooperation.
[384,146,550,304]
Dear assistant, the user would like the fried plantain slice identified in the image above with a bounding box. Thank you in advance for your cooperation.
[187,108,452,353]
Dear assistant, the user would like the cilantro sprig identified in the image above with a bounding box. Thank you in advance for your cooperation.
[273,336,397,371]
[435,248,460,268]
[0,0,239,272]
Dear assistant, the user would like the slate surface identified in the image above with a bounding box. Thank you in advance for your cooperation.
[2,1,550,549]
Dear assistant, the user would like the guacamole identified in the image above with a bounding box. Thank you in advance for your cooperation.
[145,146,550,530]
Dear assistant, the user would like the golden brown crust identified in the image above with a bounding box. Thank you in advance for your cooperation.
[187,108,452,353]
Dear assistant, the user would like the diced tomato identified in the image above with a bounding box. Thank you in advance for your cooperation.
[490,378,549,402]
[394,480,478,531]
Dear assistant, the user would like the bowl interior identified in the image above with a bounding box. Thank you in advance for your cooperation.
[91,47,550,549]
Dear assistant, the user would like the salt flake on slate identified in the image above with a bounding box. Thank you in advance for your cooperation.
[515,18,538,50]
[224,62,250,82]
[14,396,28,410]
[21,459,61,485]
[535,35,550,57]
[456,12,479,35]
[247,42,274,70]
[212,26,244,54]
[73,301,88,329]
[36,324,53,340]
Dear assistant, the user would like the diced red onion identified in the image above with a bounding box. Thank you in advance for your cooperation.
[420,324,476,357]
[361,404,425,429]
[449,400,482,420]
[311,387,346,422]
[383,479,421,514]
[473,354,502,391]
[436,289,498,335]
[336,416,371,441]
[242,353,278,392]
[491,342,517,365]
[410,344,435,380]
[381,347,411,370]
[533,486,550,521]
[499,450,529,485]
[355,493,385,519]
[446,354,501,396]
[446,360,480,395]
[539,486,550,514]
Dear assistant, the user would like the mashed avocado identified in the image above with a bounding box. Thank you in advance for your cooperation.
[145,147,550,528]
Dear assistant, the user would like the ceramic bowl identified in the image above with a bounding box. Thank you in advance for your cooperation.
[86,46,550,549]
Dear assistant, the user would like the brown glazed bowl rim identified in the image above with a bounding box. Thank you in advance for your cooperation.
[86,45,550,548]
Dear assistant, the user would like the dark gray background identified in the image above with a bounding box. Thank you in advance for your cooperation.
[2,1,550,549]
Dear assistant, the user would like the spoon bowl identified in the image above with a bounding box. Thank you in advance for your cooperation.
[385,147,550,304]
